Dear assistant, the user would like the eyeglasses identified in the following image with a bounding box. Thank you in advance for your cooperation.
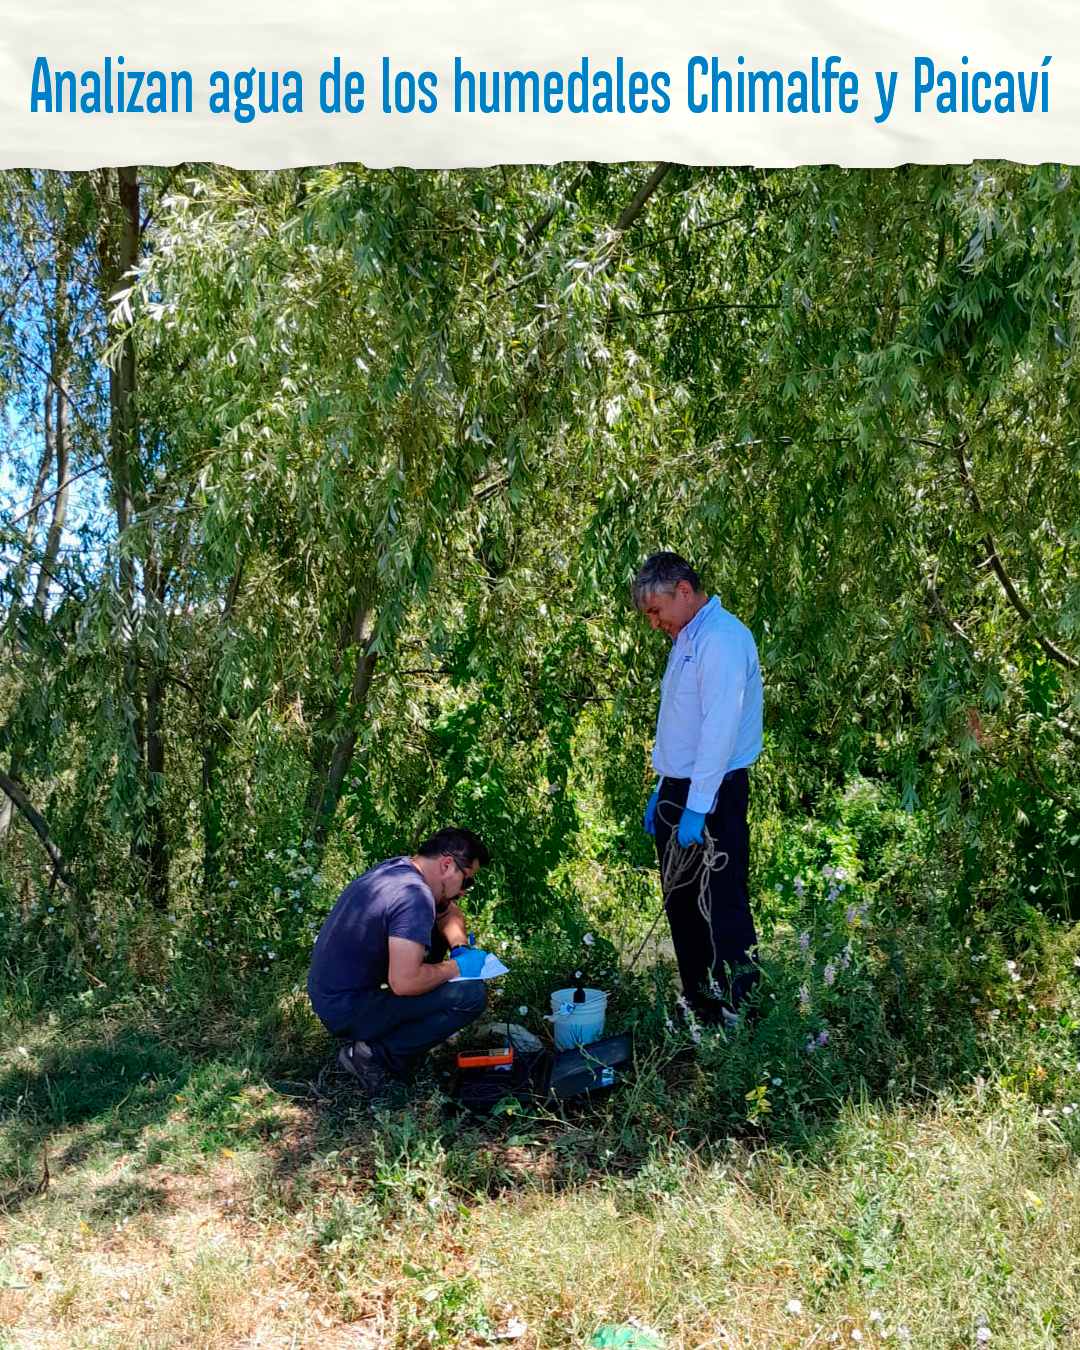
[452,860,475,891]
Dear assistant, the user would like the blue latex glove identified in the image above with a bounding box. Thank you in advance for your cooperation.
[643,787,660,836]
[451,946,488,978]
[677,808,707,848]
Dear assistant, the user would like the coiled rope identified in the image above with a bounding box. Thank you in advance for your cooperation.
[624,799,729,976]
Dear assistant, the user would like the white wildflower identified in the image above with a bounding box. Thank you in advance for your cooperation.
[786,1299,802,1315]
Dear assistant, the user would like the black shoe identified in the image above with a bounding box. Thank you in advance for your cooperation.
[337,1040,393,1101]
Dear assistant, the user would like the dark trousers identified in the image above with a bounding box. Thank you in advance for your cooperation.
[330,979,488,1076]
[654,771,759,1019]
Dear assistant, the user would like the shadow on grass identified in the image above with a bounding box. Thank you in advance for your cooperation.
[0,977,1053,1231]
[0,1021,307,1215]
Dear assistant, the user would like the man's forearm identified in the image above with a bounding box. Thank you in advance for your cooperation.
[435,900,468,948]
[389,957,461,996]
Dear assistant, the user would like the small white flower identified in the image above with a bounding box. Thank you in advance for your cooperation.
[1005,960,1016,971]
[772,1077,782,1086]
[851,1331,862,1343]
[869,1311,882,1324]
[582,932,595,947]
[896,1328,911,1342]
[786,1299,803,1315]
[976,1328,991,1343]
[518,1005,528,1016]
[228,880,238,890]
[272,887,281,898]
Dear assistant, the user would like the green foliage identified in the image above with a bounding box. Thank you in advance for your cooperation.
[5,162,1080,1043]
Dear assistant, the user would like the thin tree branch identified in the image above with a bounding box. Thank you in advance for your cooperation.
[484,165,590,288]
[524,165,589,247]
[1054,716,1080,746]
[613,162,672,232]
[641,212,744,249]
[952,438,1078,671]
[3,455,108,531]
[0,766,70,882]
[615,301,779,320]
[908,543,972,643]
[1021,752,1080,822]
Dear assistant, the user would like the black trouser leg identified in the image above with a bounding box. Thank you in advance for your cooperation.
[654,771,758,1020]
[337,980,488,1076]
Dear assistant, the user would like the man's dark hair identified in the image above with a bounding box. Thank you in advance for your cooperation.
[417,827,490,869]
[632,552,703,610]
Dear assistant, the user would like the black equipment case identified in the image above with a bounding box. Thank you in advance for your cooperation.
[451,1033,632,1115]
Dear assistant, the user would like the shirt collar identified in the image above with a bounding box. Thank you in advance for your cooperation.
[679,594,719,643]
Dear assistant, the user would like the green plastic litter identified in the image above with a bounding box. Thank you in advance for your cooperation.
[588,1325,664,1349]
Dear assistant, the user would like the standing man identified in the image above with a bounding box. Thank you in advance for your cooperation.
[307,827,492,1096]
[633,552,763,1022]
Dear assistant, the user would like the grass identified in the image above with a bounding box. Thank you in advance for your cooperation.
[2,984,1079,1350]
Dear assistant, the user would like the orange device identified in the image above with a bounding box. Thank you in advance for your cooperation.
[456,1047,514,1069]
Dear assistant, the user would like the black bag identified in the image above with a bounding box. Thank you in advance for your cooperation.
[451,1034,632,1115]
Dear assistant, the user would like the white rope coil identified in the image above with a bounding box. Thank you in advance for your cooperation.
[656,800,729,972]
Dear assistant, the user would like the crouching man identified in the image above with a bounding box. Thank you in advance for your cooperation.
[307,828,492,1096]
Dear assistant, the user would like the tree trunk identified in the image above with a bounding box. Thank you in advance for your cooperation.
[99,166,170,907]
[32,370,70,615]
[304,606,378,851]
[0,357,71,844]
[200,563,244,898]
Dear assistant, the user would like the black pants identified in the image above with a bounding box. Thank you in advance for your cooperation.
[328,979,488,1077]
[653,771,759,1019]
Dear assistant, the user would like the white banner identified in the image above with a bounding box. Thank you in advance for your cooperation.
[0,0,1074,168]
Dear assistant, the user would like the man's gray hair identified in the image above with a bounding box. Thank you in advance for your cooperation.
[632,552,703,610]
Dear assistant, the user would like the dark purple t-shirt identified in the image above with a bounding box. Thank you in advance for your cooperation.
[306,857,436,1032]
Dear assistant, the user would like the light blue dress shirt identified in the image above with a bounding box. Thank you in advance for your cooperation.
[651,596,763,815]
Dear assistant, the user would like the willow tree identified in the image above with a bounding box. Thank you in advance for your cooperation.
[124,163,680,895]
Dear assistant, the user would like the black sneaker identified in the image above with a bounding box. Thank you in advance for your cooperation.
[337,1040,394,1101]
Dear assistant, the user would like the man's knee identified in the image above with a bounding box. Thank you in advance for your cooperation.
[450,980,488,1019]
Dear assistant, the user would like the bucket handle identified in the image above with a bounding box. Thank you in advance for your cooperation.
[546,991,607,1019]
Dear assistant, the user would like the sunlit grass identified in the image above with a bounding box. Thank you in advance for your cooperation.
[2,994,1078,1349]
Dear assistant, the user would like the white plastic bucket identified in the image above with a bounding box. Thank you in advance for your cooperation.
[549,987,608,1050]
